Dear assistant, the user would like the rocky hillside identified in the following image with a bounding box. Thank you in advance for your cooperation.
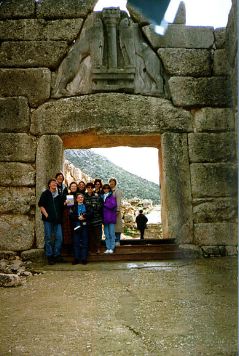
[64,149,160,204]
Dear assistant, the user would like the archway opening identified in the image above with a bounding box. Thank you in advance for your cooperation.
[64,146,162,241]
[61,133,168,242]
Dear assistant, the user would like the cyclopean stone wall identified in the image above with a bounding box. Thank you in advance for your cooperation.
[0,0,237,258]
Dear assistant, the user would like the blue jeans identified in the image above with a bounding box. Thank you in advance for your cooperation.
[73,226,88,261]
[43,221,63,257]
[104,224,116,250]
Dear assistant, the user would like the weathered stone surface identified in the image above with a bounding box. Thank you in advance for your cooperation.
[213,49,229,76]
[190,163,237,198]
[201,245,222,257]
[179,244,202,258]
[36,0,97,19]
[0,0,35,19]
[0,273,22,287]
[142,24,214,49]
[226,3,237,67]
[0,162,35,186]
[0,215,34,251]
[0,251,17,260]
[160,133,193,243]
[0,69,51,107]
[172,1,186,24]
[214,28,226,49]
[31,94,193,135]
[0,97,30,133]
[225,245,238,256]
[21,249,45,262]
[193,198,237,223]
[158,48,211,76]
[188,132,235,162]
[0,133,36,162]
[169,77,230,107]
[126,4,150,26]
[0,19,83,41]
[193,108,234,132]
[0,187,35,214]
[0,41,68,69]
[194,223,237,246]
[36,135,64,248]
[52,11,164,98]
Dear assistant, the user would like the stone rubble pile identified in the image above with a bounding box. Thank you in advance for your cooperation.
[0,252,40,288]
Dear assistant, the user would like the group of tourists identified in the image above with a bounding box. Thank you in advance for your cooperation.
[38,173,123,265]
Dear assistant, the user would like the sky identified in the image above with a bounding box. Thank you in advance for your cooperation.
[92,0,232,185]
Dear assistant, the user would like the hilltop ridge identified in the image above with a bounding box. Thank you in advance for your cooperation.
[64,149,160,204]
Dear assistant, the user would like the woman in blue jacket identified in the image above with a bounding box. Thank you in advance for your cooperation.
[102,184,117,254]
[69,193,92,265]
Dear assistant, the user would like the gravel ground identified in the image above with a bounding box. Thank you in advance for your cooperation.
[0,257,237,356]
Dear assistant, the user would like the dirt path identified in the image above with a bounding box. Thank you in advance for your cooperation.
[0,258,237,355]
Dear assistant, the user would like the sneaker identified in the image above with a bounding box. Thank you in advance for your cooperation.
[104,250,110,254]
[108,249,114,254]
[115,242,120,247]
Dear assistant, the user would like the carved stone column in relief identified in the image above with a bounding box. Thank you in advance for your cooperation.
[102,8,121,68]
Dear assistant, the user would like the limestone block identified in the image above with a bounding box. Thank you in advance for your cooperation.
[0,162,35,186]
[0,133,36,162]
[188,133,235,162]
[225,246,238,256]
[0,251,17,260]
[0,41,68,69]
[193,108,234,132]
[168,77,230,107]
[0,97,30,133]
[172,1,186,24]
[0,187,35,214]
[160,133,193,243]
[0,273,22,287]
[157,48,211,76]
[201,245,221,257]
[0,69,51,108]
[178,244,202,258]
[21,249,45,262]
[36,135,64,249]
[213,49,229,76]
[0,19,83,42]
[190,163,237,198]
[0,215,34,251]
[193,198,237,223]
[194,222,238,246]
[142,24,214,49]
[0,0,35,19]
[30,94,193,135]
[226,3,237,67]
[214,28,226,49]
[36,0,97,18]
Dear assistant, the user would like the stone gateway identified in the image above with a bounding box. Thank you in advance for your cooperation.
[0,0,237,258]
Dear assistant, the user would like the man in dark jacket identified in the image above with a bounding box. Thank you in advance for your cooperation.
[136,210,148,240]
[38,178,65,264]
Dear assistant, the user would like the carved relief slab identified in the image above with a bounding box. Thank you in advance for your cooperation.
[52,8,164,97]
